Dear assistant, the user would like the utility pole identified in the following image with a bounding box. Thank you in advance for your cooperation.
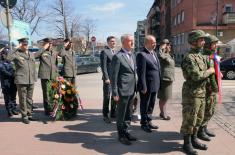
[5,0,12,50]
[216,0,219,37]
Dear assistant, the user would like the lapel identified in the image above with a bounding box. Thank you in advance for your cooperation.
[105,48,113,60]
[121,49,134,72]
[16,49,30,60]
[144,48,158,67]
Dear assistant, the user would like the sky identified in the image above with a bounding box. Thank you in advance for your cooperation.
[0,0,154,43]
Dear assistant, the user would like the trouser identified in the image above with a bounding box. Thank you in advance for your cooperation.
[139,92,156,125]
[64,77,76,85]
[17,84,34,118]
[201,93,217,126]
[2,81,17,111]
[102,82,116,117]
[181,96,205,134]
[41,79,50,113]
[116,94,134,137]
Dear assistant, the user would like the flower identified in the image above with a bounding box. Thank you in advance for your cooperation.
[54,94,59,99]
[67,90,71,94]
[61,84,66,89]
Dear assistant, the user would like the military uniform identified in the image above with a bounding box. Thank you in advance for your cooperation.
[181,30,214,155]
[59,49,77,84]
[35,42,58,115]
[6,44,37,123]
[198,35,219,140]
[0,48,18,116]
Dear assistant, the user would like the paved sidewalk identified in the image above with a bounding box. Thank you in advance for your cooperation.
[0,71,235,155]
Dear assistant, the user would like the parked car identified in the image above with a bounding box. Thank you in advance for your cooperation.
[58,56,101,75]
[220,57,235,80]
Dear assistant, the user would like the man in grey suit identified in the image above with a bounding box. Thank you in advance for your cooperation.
[112,34,137,145]
[36,38,58,116]
[100,36,116,123]
[136,35,161,133]
[6,38,38,124]
[59,38,77,84]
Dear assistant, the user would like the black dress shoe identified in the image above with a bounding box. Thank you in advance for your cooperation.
[119,137,132,145]
[7,111,14,117]
[28,117,38,121]
[125,133,137,141]
[141,125,152,133]
[22,118,30,124]
[148,122,159,129]
[103,117,111,123]
[160,113,171,120]
[11,109,19,115]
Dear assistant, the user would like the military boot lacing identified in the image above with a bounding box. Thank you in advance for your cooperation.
[198,126,211,141]
[191,131,208,150]
[183,134,198,155]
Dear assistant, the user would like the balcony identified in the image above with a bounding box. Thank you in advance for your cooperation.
[223,12,235,24]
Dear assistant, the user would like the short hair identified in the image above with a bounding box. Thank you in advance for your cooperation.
[107,36,115,42]
[121,34,133,44]
[144,35,156,45]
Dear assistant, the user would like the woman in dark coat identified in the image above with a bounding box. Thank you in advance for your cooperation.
[157,39,175,120]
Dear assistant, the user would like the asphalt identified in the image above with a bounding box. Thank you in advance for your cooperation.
[0,68,235,155]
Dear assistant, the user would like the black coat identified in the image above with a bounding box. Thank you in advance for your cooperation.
[136,48,161,93]
[111,49,136,97]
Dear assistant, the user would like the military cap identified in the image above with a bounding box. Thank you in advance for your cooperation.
[64,38,72,43]
[17,38,29,43]
[187,30,206,44]
[204,34,219,48]
[161,39,170,44]
[42,38,53,43]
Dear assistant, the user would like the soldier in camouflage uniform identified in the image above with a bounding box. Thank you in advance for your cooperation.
[6,38,38,124]
[198,35,219,141]
[181,30,215,155]
[35,38,58,116]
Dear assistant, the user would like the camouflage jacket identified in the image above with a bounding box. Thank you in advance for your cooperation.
[181,48,212,97]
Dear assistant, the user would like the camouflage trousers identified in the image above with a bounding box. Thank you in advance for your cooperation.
[180,96,205,134]
[201,93,217,127]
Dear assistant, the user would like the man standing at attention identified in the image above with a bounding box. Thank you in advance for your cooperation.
[100,36,117,123]
[181,30,215,155]
[136,35,161,133]
[112,34,137,145]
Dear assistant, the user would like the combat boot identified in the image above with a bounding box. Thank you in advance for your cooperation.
[205,125,216,137]
[183,134,198,155]
[198,126,211,141]
[191,132,208,150]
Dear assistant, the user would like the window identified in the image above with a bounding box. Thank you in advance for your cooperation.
[224,4,233,12]
[177,34,181,45]
[174,16,177,26]
[181,33,185,44]
[181,11,185,22]
[177,13,181,24]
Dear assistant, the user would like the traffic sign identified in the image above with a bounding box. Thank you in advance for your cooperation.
[0,0,17,9]
[91,36,96,42]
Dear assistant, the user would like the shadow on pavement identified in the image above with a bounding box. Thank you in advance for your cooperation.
[35,109,183,154]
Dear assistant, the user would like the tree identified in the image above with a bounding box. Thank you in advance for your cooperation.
[11,0,47,35]
[82,18,96,52]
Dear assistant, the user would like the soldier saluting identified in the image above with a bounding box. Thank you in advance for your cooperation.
[35,38,58,116]
[6,38,38,124]
[181,30,215,155]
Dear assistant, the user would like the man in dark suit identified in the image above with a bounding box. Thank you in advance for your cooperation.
[136,35,161,133]
[100,36,117,123]
[112,34,137,145]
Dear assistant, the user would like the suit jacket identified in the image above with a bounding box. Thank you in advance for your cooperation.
[136,48,161,93]
[6,49,37,84]
[158,49,175,81]
[59,49,77,77]
[111,49,136,97]
[35,49,58,79]
[100,46,114,81]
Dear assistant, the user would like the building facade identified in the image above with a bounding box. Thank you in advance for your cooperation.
[171,0,235,62]
[134,19,147,52]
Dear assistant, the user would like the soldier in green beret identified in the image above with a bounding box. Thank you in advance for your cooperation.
[6,38,38,124]
[181,30,215,155]
[198,34,219,141]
